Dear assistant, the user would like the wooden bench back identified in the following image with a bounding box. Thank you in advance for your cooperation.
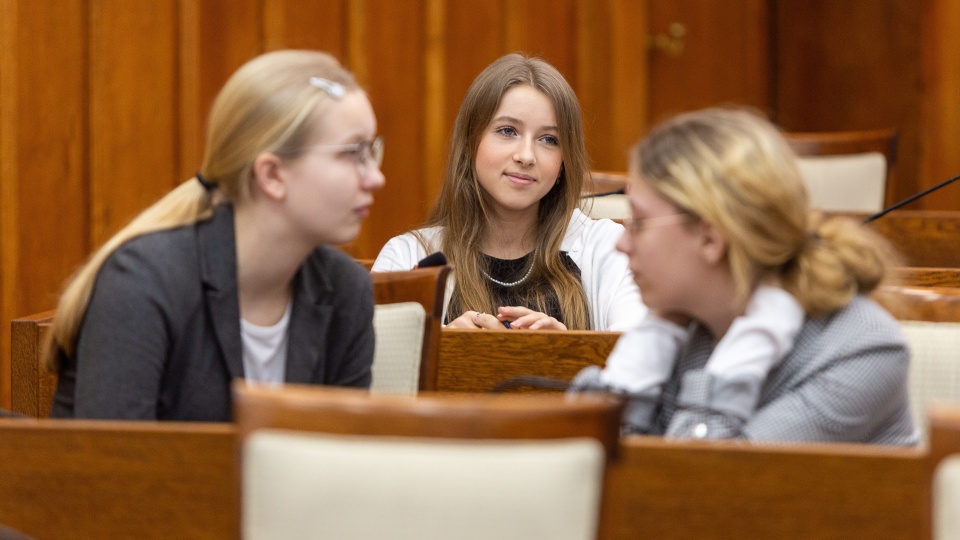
[857,209,960,268]
[0,416,930,540]
[233,382,623,460]
[436,329,620,393]
[600,436,927,539]
[895,266,960,288]
[873,284,960,323]
[0,419,236,539]
[10,310,54,418]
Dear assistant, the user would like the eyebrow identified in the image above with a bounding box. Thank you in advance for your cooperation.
[491,115,559,132]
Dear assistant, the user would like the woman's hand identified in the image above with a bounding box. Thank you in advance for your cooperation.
[447,310,506,329]
[496,306,568,330]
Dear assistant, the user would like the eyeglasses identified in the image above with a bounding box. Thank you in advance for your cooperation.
[622,213,691,236]
[306,136,384,176]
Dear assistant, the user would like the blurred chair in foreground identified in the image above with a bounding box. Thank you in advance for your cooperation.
[233,383,622,540]
[928,403,960,540]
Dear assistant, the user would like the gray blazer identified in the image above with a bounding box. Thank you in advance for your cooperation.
[655,295,919,444]
[51,204,374,421]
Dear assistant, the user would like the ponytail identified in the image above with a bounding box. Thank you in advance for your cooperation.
[43,178,215,371]
[781,215,902,317]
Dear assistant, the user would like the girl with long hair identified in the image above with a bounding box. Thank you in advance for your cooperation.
[373,53,642,331]
[47,50,385,420]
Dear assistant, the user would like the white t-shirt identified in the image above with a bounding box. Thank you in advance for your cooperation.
[241,301,293,385]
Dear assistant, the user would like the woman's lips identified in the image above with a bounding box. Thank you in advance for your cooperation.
[505,173,535,185]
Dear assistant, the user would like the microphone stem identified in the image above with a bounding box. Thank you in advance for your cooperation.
[862,174,960,224]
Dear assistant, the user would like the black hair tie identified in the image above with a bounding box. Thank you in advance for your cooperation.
[195,172,218,192]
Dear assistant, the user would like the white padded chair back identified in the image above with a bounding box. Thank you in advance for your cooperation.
[580,194,630,220]
[242,430,604,540]
[900,321,960,440]
[935,455,960,540]
[371,302,425,395]
[795,152,887,212]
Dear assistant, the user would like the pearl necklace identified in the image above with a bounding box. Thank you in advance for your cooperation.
[482,264,534,288]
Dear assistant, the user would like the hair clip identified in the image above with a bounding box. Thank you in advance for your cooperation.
[308,77,346,100]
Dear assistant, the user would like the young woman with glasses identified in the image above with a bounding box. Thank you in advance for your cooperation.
[47,50,385,421]
[589,108,917,444]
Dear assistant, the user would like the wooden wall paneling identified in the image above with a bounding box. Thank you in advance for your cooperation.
[421,0,447,208]
[344,0,426,259]
[919,0,960,209]
[263,0,347,56]
[647,0,770,124]
[503,0,576,80]
[575,0,649,172]
[438,0,505,196]
[88,1,180,246]
[0,0,88,408]
[774,0,923,208]
[178,0,262,183]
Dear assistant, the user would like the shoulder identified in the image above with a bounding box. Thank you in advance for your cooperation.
[103,224,202,286]
[307,246,372,293]
[562,209,624,250]
[372,227,441,271]
[824,295,904,339]
[792,295,907,362]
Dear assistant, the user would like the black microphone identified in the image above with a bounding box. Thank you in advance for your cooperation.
[416,252,447,268]
[862,173,960,224]
[581,188,625,198]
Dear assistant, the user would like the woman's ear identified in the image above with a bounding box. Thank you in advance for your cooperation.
[698,220,728,265]
[251,152,287,201]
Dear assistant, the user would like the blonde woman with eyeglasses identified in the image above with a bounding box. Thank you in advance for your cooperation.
[47,50,385,421]
[584,108,917,444]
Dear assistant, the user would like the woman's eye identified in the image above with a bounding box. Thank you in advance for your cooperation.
[339,146,362,158]
[541,135,560,147]
[495,126,518,137]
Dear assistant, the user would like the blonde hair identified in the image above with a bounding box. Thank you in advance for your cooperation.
[45,50,358,370]
[420,53,591,328]
[632,108,900,316]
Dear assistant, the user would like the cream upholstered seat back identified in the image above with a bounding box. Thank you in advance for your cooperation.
[371,302,426,395]
[242,430,604,540]
[233,384,622,540]
[369,266,450,394]
[795,152,887,212]
[784,128,897,213]
[900,321,960,439]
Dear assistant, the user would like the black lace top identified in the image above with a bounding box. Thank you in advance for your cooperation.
[445,252,581,324]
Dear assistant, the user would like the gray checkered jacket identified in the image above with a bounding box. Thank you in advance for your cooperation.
[653,295,919,444]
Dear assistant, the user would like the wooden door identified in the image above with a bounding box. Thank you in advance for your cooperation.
[646,0,770,125]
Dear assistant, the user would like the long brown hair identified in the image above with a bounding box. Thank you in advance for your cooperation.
[420,53,590,328]
[45,50,358,371]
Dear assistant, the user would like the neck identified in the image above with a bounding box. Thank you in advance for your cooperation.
[234,201,310,325]
[480,208,538,259]
[687,270,742,342]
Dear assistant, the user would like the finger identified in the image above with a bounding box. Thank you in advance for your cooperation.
[448,311,481,329]
[530,317,567,330]
[474,312,505,330]
[497,306,532,319]
[509,313,545,329]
